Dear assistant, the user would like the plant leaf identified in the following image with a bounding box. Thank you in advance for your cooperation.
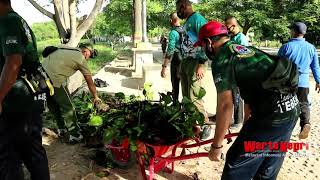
[115,92,125,100]
[162,94,172,105]
[197,87,206,100]
[87,103,93,109]
[88,115,103,127]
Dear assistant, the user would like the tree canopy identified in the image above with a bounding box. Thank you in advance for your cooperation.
[31,0,320,46]
[28,0,106,46]
[195,0,320,44]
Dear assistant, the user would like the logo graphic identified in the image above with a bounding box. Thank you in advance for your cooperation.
[5,36,18,45]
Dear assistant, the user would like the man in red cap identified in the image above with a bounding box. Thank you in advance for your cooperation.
[195,21,299,179]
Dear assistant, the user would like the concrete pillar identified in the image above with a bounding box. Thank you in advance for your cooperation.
[142,0,148,42]
[133,0,142,46]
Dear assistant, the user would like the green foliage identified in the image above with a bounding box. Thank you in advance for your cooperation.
[195,0,320,45]
[101,0,134,36]
[32,21,59,41]
[86,43,118,73]
[88,115,103,127]
[90,0,175,38]
[146,0,176,37]
[90,13,109,36]
[142,82,154,100]
[73,88,206,152]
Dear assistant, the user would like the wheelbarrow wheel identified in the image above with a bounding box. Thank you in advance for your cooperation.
[109,149,135,170]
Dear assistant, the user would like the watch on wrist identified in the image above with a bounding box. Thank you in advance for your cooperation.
[211,144,223,149]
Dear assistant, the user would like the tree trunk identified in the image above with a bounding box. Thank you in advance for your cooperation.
[242,19,251,35]
[27,0,105,47]
[53,0,70,43]
[133,0,142,46]
[66,0,105,47]
[68,0,77,45]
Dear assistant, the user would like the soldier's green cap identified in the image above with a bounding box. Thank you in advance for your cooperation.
[79,43,98,58]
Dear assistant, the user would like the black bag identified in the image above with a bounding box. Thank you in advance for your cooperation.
[261,55,299,94]
[42,46,59,58]
[171,26,184,63]
[248,46,299,94]
[20,62,55,96]
[232,45,299,94]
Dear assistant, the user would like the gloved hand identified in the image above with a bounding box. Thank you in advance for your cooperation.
[94,98,110,112]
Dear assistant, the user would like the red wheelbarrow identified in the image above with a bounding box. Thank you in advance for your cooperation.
[106,131,239,180]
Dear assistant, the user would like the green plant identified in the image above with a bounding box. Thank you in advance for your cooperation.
[73,86,206,152]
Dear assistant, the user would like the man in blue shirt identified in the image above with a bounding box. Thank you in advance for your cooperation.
[278,22,320,139]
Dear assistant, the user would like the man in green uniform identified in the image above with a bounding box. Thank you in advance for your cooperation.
[42,43,101,143]
[176,0,211,140]
[194,21,299,179]
[161,12,182,104]
[0,0,50,179]
[224,16,249,128]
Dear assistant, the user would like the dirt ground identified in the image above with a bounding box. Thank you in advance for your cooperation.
[43,80,320,180]
[42,46,320,180]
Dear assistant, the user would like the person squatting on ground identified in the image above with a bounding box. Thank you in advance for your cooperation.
[175,0,212,140]
[194,21,300,179]
[224,16,249,128]
[161,12,183,104]
[42,43,102,144]
[0,0,50,179]
[278,22,320,139]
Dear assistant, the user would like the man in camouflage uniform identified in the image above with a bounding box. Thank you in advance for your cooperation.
[195,21,299,179]
[0,0,50,179]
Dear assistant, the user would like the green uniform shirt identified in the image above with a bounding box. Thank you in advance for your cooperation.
[42,47,91,88]
[212,41,299,126]
[0,11,39,112]
[181,12,207,62]
[231,32,249,46]
[165,27,180,57]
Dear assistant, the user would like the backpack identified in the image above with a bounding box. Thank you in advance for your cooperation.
[172,26,185,62]
[231,45,299,94]
[174,26,185,52]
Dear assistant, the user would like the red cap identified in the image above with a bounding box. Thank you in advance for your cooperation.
[194,21,228,47]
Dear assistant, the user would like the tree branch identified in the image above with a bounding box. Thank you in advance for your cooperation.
[77,0,105,31]
[69,0,77,45]
[27,0,54,19]
[67,0,106,46]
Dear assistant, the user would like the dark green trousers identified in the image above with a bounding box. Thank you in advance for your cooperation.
[47,86,79,135]
[180,57,207,120]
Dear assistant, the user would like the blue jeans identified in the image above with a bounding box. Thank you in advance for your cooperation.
[221,107,299,180]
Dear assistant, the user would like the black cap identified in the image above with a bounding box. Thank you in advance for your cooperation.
[290,22,307,35]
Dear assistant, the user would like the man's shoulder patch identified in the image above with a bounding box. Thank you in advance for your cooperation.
[229,44,255,58]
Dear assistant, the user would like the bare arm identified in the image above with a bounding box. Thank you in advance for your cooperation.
[83,74,98,100]
[212,90,234,147]
[0,55,22,103]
